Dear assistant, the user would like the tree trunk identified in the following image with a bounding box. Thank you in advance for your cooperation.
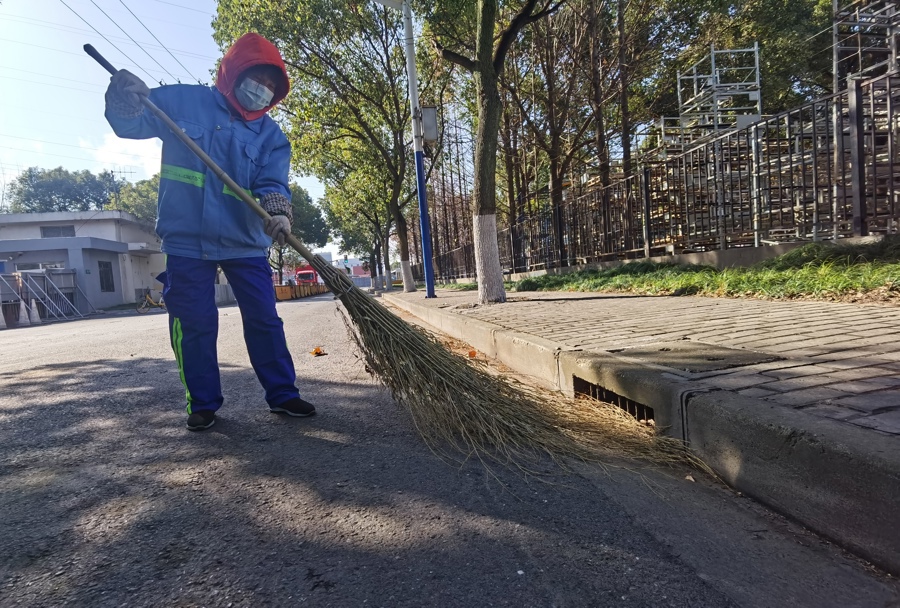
[472,0,506,304]
[590,0,611,190]
[395,209,416,292]
[501,106,522,274]
[276,248,284,284]
[376,237,385,290]
[588,0,612,256]
[382,226,393,291]
[501,105,518,231]
[618,0,631,178]
[549,144,566,267]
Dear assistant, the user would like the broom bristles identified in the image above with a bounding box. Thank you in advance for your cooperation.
[306,255,707,474]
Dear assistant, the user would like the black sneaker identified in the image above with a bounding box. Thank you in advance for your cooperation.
[186,410,216,431]
[269,397,316,417]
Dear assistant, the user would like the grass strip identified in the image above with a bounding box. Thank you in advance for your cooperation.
[508,237,900,303]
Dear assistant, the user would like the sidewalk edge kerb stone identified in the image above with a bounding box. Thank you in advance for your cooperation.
[685,390,900,576]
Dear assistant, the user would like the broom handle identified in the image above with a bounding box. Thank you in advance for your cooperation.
[83,44,316,264]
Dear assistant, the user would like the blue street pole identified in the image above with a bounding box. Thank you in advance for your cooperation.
[399,0,436,297]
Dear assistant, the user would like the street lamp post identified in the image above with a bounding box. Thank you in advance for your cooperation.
[376,0,436,298]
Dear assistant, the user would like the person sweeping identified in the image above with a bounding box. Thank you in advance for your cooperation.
[103,32,316,431]
[89,39,702,472]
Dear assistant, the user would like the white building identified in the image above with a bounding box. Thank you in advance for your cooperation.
[0,211,165,311]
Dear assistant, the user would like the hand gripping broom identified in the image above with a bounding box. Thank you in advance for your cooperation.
[85,44,700,471]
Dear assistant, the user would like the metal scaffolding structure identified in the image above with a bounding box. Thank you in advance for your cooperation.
[834,0,900,90]
[654,44,763,157]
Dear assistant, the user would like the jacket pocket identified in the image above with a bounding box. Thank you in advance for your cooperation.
[239,141,274,189]
[168,121,208,173]
[178,122,204,140]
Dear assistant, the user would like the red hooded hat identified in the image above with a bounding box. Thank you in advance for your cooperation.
[216,33,290,122]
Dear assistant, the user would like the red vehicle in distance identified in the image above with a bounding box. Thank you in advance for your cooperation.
[294,265,320,285]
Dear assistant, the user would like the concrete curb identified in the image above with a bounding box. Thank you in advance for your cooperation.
[383,293,900,576]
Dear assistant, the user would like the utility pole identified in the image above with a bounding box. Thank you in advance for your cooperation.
[110,167,135,209]
[373,0,436,298]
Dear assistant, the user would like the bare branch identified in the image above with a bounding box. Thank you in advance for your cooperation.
[435,41,477,72]
[494,0,566,73]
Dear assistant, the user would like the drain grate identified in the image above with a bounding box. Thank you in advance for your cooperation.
[573,377,655,423]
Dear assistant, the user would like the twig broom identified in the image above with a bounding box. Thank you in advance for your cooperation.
[86,45,704,472]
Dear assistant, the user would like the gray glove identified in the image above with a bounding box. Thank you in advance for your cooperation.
[105,70,150,118]
[265,215,291,247]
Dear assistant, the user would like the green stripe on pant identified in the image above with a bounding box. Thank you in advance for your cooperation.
[172,317,193,413]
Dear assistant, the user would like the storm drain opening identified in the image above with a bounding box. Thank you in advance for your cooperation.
[573,377,655,424]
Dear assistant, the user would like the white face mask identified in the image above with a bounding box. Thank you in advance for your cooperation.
[235,77,275,111]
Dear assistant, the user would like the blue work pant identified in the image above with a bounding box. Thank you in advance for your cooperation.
[162,255,299,413]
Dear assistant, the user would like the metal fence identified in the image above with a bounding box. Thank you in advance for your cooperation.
[0,270,92,327]
[426,70,900,279]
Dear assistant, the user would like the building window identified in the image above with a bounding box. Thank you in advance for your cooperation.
[40,225,76,238]
[15,262,64,271]
[98,261,115,292]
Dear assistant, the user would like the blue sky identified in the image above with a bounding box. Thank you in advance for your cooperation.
[0,0,329,244]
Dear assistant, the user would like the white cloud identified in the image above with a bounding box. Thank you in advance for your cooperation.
[81,133,162,181]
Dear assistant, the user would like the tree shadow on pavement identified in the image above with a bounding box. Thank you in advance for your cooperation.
[0,356,895,608]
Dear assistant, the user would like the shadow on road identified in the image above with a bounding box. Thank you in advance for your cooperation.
[1,355,895,607]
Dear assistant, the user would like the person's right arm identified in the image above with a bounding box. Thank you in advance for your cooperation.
[104,70,166,140]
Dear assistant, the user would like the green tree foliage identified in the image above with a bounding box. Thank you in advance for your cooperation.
[319,156,394,279]
[7,167,116,213]
[268,184,330,280]
[116,174,159,224]
[289,184,329,249]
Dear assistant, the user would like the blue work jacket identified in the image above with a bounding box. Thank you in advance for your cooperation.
[106,85,291,260]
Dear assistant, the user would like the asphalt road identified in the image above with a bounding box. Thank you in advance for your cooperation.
[0,294,897,607]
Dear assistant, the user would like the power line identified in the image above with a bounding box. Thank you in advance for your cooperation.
[0,15,211,83]
[0,37,109,60]
[0,103,113,125]
[801,24,835,45]
[117,0,203,84]
[55,0,160,84]
[0,37,196,84]
[0,134,161,160]
[149,0,213,15]
[0,13,215,41]
[0,74,105,94]
[0,162,140,176]
[87,0,181,83]
[0,144,149,166]
[0,65,107,89]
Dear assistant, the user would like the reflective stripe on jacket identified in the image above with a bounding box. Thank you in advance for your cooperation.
[105,84,291,260]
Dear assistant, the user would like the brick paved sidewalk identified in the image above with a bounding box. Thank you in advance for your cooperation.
[391,289,900,438]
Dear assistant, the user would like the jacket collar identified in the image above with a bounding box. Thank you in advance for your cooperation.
[213,87,264,133]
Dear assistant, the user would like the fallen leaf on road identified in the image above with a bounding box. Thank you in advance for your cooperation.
[310,346,327,356]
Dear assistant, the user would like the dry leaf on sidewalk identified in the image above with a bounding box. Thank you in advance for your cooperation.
[310,346,327,356]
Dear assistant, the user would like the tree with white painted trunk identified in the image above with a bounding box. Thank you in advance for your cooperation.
[423,0,563,304]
